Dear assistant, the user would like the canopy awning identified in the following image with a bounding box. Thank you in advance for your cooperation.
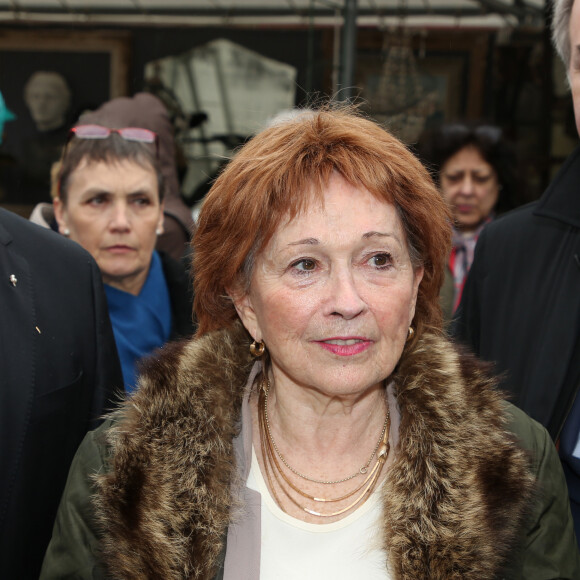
[0,0,546,29]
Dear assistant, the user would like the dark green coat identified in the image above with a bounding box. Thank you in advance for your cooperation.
[41,326,580,579]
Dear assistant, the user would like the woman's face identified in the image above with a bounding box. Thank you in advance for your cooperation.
[232,172,423,400]
[440,145,500,233]
[54,158,164,295]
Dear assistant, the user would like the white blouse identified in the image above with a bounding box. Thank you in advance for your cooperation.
[247,446,393,580]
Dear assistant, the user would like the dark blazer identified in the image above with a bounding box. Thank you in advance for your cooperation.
[453,146,580,543]
[453,145,580,441]
[0,208,123,579]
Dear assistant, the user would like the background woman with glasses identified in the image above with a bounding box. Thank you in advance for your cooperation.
[52,121,195,392]
[417,123,519,320]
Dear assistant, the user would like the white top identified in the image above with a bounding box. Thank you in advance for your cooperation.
[247,446,393,580]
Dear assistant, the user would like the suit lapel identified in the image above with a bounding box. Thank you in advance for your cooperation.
[0,230,36,528]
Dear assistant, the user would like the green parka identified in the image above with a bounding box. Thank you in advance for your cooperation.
[41,324,580,579]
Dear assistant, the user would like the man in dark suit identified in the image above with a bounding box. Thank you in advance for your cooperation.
[0,208,122,577]
[454,0,580,545]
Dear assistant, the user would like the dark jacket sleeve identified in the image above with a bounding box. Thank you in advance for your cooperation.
[506,403,580,579]
[40,422,112,580]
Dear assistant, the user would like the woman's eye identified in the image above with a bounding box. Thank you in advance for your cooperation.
[87,196,106,206]
[132,197,151,206]
[370,253,391,268]
[474,174,492,184]
[292,258,316,272]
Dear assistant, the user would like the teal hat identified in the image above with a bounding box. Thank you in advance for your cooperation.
[0,90,16,144]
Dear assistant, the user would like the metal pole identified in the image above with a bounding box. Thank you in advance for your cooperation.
[306,0,315,95]
[338,0,358,101]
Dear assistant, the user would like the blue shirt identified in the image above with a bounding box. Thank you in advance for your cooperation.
[105,251,172,393]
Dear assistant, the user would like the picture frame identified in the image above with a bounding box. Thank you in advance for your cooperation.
[0,29,130,212]
[0,29,130,98]
[322,29,489,144]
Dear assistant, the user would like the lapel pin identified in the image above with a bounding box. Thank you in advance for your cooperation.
[9,274,17,287]
[36,326,41,334]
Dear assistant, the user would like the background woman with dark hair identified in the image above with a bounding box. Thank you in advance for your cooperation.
[417,122,519,319]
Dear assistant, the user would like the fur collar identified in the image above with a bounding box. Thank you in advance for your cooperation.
[95,322,533,579]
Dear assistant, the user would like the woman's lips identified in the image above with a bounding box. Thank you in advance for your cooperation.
[316,337,372,356]
[105,245,135,254]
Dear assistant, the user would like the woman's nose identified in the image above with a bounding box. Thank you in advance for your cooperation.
[109,203,131,231]
[458,176,475,195]
[327,269,366,319]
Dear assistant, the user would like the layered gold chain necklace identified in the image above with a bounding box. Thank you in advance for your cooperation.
[258,375,391,518]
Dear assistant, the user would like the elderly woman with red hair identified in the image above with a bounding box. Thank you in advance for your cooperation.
[41,108,578,579]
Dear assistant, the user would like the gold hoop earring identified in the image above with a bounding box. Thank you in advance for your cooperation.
[250,340,265,357]
[406,327,415,342]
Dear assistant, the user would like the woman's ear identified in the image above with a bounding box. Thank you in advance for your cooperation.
[53,197,69,236]
[409,265,424,325]
[227,285,260,341]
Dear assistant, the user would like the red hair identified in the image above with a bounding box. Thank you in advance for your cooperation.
[193,107,451,340]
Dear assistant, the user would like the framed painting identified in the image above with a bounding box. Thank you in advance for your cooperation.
[0,29,130,211]
[322,28,489,144]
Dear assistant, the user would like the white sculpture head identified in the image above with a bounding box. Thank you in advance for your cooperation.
[24,71,71,132]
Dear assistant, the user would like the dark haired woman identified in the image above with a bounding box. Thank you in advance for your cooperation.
[417,123,518,318]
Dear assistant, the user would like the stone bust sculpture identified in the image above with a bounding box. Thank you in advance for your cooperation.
[24,71,71,132]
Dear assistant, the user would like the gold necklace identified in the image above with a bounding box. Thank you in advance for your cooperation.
[258,376,391,518]
[261,377,389,485]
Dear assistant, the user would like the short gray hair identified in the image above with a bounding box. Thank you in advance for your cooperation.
[552,0,575,70]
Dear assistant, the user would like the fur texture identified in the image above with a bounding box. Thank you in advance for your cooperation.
[94,322,533,579]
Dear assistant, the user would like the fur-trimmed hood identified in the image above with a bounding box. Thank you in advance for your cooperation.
[94,322,534,579]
